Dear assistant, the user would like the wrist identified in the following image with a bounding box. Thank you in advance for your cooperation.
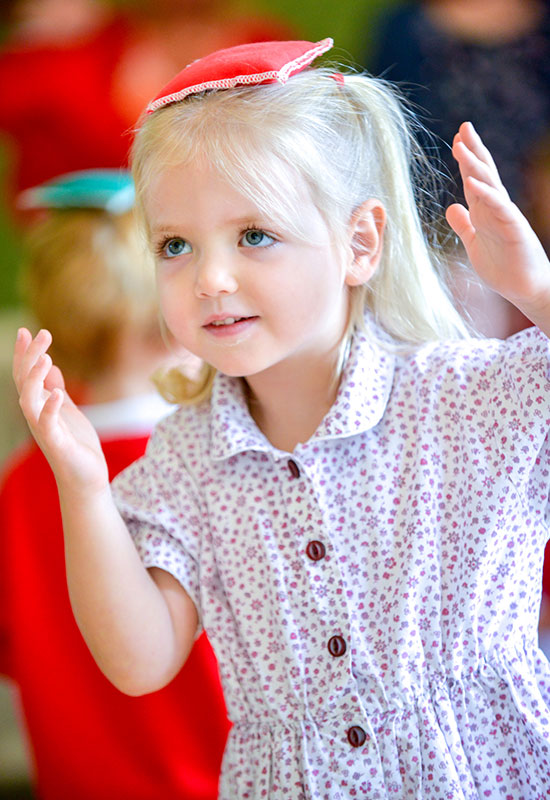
[55,470,111,508]
[512,288,550,337]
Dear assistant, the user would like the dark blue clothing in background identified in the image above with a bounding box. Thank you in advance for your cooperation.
[370,3,550,209]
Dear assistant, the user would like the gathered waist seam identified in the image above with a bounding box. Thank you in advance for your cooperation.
[229,650,538,731]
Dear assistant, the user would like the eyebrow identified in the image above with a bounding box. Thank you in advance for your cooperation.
[150,215,272,235]
[150,227,184,236]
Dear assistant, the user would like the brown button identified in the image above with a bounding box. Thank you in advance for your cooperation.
[347,726,367,748]
[287,459,300,478]
[305,540,326,561]
[327,635,346,657]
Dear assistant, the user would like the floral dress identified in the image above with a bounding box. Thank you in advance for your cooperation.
[113,320,550,798]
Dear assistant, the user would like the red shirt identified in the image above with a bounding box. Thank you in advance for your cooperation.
[0,14,296,201]
[0,19,133,197]
[0,437,230,800]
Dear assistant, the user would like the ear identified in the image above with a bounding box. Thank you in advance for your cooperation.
[344,199,386,287]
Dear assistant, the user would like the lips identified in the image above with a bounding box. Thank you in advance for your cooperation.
[203,314,259,335]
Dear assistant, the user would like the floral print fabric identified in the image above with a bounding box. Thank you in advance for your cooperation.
[113,320,550,798]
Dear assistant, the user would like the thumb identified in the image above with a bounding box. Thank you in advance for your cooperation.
[445,203,474,247]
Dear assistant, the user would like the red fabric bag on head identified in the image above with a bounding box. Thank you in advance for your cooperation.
[147,37,334,112]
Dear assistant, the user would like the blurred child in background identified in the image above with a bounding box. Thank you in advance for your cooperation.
[0,0,294,205]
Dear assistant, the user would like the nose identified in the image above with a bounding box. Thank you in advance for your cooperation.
[194,250,239,298]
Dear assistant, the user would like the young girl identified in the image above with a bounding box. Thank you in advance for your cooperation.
[12,38,550,797]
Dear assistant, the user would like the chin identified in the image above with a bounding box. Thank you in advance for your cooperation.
[215,359,273,380]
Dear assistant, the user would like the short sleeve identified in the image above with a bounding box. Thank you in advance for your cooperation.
[111,420,205,619]
[477,327,550,532]
[487,327,550,469]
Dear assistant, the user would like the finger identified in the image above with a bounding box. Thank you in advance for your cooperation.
[12,327,32,384]
[39,386,65,426]
[446,202,475,247]
[18,352,53,423]
[45,370,79,414]
[44,363,66,393]
[453,145,510,219]
[13,329,52,392]
[463,176,518,224]
[453,122,502,186]
[455,121,502,181]
[13,327,32,355]
[453,139,507,197]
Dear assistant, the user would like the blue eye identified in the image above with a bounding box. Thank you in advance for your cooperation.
[161,237,191,258]
[240,229,274,248]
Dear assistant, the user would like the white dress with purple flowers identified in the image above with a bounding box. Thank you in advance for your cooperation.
[113,319,550,799]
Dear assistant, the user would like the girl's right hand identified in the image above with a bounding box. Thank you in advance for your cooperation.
[13,328,109,495]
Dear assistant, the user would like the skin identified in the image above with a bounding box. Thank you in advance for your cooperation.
[446,123,550,331]
[146,159,384,450]
[425,0,545,44]
[12,121,550,694]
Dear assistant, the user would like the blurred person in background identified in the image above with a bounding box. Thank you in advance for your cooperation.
[370,0,550,217]
[0,0,294,206]
[0,170,230,800]
[0,0,130,202]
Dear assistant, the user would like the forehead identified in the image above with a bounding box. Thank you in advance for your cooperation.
[142,157,326,239]
[144,161,261,225]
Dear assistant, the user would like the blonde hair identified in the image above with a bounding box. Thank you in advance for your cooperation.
[131,67,469,403]
[21,208,159,383]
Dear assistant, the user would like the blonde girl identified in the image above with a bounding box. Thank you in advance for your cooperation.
[13,39,550,797]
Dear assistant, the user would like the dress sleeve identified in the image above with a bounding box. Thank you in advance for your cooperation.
[111,420,205,619]
[485,326,550,523]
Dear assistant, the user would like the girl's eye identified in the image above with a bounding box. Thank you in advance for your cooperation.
[160,237,191,258]
[240,229,275,248]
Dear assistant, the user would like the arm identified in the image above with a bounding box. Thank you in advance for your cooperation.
[13,328,198,695]
[446,121,550,337]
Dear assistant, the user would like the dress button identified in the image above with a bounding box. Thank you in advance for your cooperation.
[347,726,367,748]
[327,635,347,657]
[305,540,326,561]
[287,459,300,478]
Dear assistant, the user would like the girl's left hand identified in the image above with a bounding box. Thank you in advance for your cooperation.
[446,122,550,333]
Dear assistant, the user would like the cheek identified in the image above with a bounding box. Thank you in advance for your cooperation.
[157,280,191,336]
[156,280,172,320]
[157,266,189,303]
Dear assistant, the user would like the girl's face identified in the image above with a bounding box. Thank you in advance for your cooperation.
[144,159,355,382]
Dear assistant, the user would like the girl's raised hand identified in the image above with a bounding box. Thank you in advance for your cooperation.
[13,328,109,494]
[446,122,550,333]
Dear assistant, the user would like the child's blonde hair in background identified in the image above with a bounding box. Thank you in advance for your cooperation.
[21,208,159,383]
[131,67,470,404]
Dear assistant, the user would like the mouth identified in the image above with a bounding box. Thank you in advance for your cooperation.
[203,315,259,335]
[209,316,249,327]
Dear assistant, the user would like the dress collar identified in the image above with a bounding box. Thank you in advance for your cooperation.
[209,317,396,461]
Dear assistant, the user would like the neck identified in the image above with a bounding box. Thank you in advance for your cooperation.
[244,338,347,453]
